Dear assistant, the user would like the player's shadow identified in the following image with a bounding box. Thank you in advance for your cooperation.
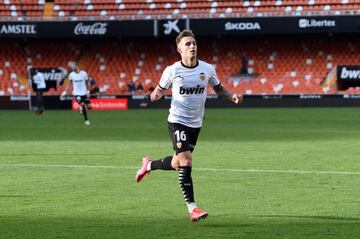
[255,215,360,221]
[0,195,28,198]
[201,223,254,228]
[1,153,115,156]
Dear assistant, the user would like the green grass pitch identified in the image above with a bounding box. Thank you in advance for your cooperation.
[1,108,360,239]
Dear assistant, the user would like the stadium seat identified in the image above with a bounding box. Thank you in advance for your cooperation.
[51,0,360,18]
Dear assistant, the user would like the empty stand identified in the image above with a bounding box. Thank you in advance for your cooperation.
[0,0,358,19]
[0,36,359,96]
[52,0,360,18]
[0,0,44,18]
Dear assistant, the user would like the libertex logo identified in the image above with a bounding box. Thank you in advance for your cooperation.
[299,19,336,28]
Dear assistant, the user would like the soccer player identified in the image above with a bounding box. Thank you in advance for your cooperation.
[32,70,46,115]
[62,62,92,126]
[135,30,242,222]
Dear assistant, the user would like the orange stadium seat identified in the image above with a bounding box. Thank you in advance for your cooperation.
[51,0,360,18]
[0,0,44,17]
[0,37,359,96]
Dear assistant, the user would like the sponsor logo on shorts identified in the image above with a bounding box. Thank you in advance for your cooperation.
[176,142,182,149]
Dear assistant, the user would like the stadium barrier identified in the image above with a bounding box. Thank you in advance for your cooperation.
[0,15,359,38]
[3,95,360,110]
[337,66,360,90]
[72,98,128,111]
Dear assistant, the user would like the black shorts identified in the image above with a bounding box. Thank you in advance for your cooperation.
[168,122,201,155]
[74,95,91,105]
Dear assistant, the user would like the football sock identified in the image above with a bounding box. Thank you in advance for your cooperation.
[187,202,197,213]
[82,105,88,121]
[179,166,196,212]
[149,156,174,171]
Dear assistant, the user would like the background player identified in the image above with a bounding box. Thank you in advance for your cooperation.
[32,70,46,115]
[62,62,92,126]
[135,30,242,222]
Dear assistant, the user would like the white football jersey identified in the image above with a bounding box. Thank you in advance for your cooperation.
[69,70,88,96]
[33,72,46,89]
[159,60,220,128]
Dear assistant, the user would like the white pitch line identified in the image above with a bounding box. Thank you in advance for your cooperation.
[0,163,359,176]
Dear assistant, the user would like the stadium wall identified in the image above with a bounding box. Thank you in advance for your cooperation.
[0,15,359,38]
[3,95,360,110]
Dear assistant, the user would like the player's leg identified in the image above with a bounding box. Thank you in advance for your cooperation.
[135,154,175,183]
[176,150,207,222]
[145,122,183,171]
[39,90,44,113]
[176,150,195,209]
[35,90,43,114]
[148,154,175,171]
[136,122,178,182]
[81,103,87,119]
[82,103,90,125]
[85,96,92,110]
[171,123,207,221]
[77,96,90,125]
[84,97,91,125]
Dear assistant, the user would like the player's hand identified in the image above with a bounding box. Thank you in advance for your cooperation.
[150,87,164,102]
[150,92,161,101]
[232,94,243,104]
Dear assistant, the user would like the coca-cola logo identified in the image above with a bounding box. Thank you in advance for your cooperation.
[74,22,108,35]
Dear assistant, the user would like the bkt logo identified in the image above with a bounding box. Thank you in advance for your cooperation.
[179,85,205,95]
[299,19,336,28]
[163,20,180,35]
[225,22,261,31]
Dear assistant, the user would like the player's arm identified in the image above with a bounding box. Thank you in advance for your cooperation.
[150,85,165,102]
[61,78,71,96]
[213,83,243,104]
[151,66,171,102]
[84,72,90,96]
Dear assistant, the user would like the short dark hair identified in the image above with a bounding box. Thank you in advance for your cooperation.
[176,29,195,46]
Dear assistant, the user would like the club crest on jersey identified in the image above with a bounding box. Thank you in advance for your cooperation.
[176,142,182,149]
[199,73,206,81]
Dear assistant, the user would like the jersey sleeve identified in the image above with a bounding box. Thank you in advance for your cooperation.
[209,65,221,87]
[68,73,73,82]
[158,66,172,90]
[82,71,89,81]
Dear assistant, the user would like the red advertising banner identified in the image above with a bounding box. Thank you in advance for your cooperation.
[72,98,128,111]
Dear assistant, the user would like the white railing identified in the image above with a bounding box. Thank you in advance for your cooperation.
[0,10,358,22]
